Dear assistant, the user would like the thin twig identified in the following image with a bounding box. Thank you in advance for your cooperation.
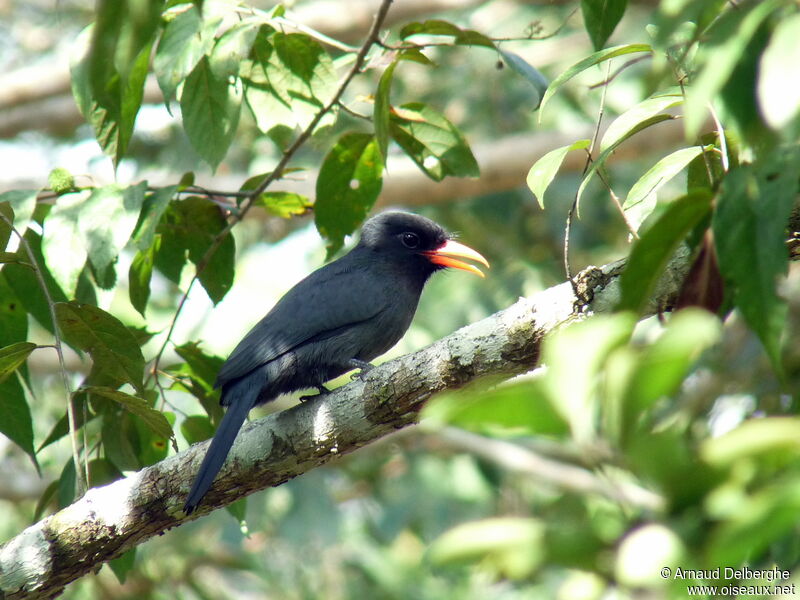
[439,427,663,511]
[588,55,651,89]
[564,60,611,286]
[0,214,86,495]
[147,0,395,392]
[707,102,729,172]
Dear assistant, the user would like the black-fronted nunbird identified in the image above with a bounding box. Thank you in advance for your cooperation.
[184,211,489,514]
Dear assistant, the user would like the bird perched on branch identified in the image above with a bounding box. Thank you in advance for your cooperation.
[184,211,489,514]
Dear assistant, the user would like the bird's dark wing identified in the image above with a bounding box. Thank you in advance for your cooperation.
[214,258,388,387]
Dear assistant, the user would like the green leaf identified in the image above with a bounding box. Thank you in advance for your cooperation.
[623,145,705,231]
[601,94,682,151]
[154,196,235,303]
[253,192,312,218]
[576,113,675,210]
[757,12,800,131]
[707,478,800,567]
[712,148,800,372]
[132,185,177,251]
[543,313,636,442]
[42,183,147,295]
[684,0,781,136]
[48,167,75,195]
[429,518,544,579]
[154,5,220,104]
[389,102,479,181]
[314,133,384,257]
[70,25,152,165]
[129,244,156,316]
[399,20,496,49]
[0,190,37,239]
[0,342,36,384]
[526,139,591,208]
[0,273,27,349]
[55,302,145,391]
[84,386,173,440]
[618,190,713,313]
[539,43,652,117]
[181,415,215,444]
[581,0,629,50]
[38,395,92,452]
[499,51,549,109]
[109,548,136,584]
[702,417,800,467]
[374,60,398,163]
[102,411,141,471]
[621,309,720,438]
[244,31,338,134]
[422,380,568,436]
[210,20,259,79]
[4,230,69,336]
[0,375,37,470]
[40,191,88,296]
[180,56,243,170]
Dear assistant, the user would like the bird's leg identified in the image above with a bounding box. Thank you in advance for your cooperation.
[299,385,330,402]
[348,359,375,381]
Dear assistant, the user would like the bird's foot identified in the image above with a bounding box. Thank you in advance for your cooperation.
[349,359,375,381]
[299,385,330,402]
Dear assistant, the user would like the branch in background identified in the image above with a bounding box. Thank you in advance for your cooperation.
[437,427,664,511]
[0,248,691,599]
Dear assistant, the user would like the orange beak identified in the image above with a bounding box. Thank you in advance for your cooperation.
[422,239,489,278]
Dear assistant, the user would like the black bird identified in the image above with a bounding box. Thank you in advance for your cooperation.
[183,211,488,513]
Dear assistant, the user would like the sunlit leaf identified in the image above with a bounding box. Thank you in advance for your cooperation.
[601,94,682,151]
[526,139,591,208]
[154,5,220,104]
[389,102,479,181]
[253,192,312,218]
[624,145,705,231]
[429,517,544,579]
[374,60,398,163]
[757,12,800,131]
[539,43,652,117]
[422,380,568,436]
[0,342,36,384]
[180,56,243,170]
[244,31,338,134]
[399,20,495,48]
[684,0,781,136]
[132,186,177,251]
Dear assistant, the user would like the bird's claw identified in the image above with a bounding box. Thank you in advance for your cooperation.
[348,359,374,381]
[299,385,330,402]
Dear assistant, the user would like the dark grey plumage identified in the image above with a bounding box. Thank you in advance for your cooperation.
[184,211,486,513]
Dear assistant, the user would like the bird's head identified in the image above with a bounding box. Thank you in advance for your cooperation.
[358,211,489,278]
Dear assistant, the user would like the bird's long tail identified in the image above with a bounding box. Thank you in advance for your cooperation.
[184,373,261,514]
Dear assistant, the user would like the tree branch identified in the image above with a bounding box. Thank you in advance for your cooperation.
[0,249,691,599]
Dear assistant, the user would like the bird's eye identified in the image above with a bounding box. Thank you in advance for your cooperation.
[400,232,420,248]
